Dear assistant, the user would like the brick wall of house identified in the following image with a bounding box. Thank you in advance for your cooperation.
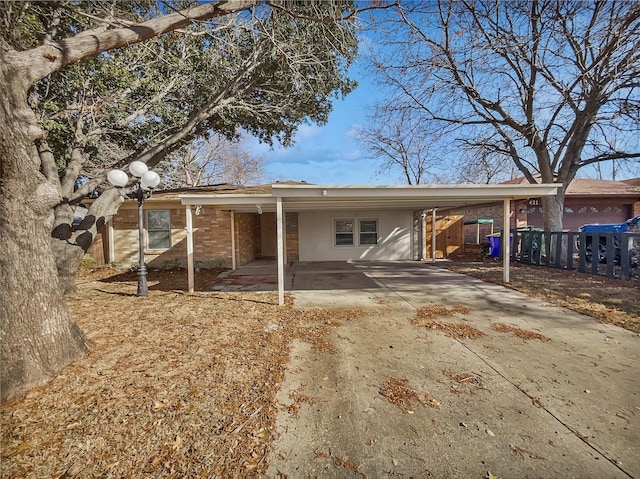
[634,201,640,216]
[111,206,234,269]
[450,203,502,244]
[448,201,526,244]
[235,212,259,266]
[192,208,233,268]
[286,212,299,262]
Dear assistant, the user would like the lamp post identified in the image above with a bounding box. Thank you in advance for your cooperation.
[107,161,161,297]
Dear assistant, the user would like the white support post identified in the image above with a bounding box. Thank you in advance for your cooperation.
[107,221,115,263]
[230,210,236,271]
[421,212,427,261]
[186,205,194,293]
[503,198,511,283]
[431,208,437,263]
[276,197,285,306]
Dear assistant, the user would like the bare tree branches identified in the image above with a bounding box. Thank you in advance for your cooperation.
[365,0,640,228]
[158,135,266,188]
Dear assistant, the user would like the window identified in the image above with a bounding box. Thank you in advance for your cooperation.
[359,219,378,245]
[334,218,379,246]
[335,219,354,246]
[146,210,171,249]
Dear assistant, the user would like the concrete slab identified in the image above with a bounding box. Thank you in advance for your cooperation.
[260,262,639,478]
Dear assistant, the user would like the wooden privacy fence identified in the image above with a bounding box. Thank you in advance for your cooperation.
[507,229,640,281]
[425,214,464,259]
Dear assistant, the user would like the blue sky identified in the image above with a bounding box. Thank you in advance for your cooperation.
[246,60,394,186]
[245,31,640,186]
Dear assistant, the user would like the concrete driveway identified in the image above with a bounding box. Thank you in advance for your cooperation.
[224,261,639,478]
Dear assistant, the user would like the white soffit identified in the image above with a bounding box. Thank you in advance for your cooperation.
[179,184,561,212]
[273,184,561,211]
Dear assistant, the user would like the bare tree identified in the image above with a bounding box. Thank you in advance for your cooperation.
[354,105,450,184]
[366,0,640,229]
[159,135,266,188]
[585,158,640,181]
[456,142,516,184]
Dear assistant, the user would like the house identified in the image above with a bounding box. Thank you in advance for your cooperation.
[451,177,640,244]
[93,181,561,304]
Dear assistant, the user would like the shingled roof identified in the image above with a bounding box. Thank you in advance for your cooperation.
[502,176,640,197]
[147,181,309,200]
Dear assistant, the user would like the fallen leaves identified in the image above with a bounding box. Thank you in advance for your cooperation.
[440,261,640,333]
[414,304,471,319]
[0,270,348,478]
[415,319,485,340]
[379,377,440,413]
[411,304,485,339]
[441,369,487,395]
[490,322,551,342]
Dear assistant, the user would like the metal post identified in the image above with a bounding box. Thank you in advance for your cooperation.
[276,197,285,306]
[136,192,148,297]
[107,163,159,297]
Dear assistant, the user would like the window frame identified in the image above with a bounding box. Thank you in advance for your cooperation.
[358,219,378,246]
[333,217,379,247]
[334,218,354,246]
[145,209,171,250]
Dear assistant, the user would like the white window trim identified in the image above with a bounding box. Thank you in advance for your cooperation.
[146,209,172,251]
[334,218,354,247]
[333,217,379,247]
[358,218,379,246]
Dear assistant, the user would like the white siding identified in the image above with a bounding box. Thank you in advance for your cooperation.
[298,210,413,261]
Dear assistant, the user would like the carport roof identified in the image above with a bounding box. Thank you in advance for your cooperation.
[178,183,561,212]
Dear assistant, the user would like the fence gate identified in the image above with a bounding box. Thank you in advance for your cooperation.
[425,214,464,259]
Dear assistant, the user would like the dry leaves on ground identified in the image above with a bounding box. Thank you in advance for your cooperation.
[490,322,551,342]
[379,377,440,413]
[414,304,471,319]
[0,269,347,478]
[441,369,487,395]
[411,305,485,340]
[440,260,640,333]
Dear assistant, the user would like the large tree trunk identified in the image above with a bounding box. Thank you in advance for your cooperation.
[0,53,87,403]
[541,191,565,231]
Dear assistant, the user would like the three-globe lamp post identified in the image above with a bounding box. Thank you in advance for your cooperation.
[107,161,161,297]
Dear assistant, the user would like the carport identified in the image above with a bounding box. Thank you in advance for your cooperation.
[180,183,561,305]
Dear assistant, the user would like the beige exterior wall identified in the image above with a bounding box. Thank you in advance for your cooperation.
[297,210,413,261]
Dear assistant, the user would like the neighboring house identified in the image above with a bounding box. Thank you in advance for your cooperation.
[452,177,640,244]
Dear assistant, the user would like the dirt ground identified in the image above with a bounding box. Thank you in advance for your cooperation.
[1,261,638,478]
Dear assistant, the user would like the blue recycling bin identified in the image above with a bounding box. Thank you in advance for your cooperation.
[487,234,513,257]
